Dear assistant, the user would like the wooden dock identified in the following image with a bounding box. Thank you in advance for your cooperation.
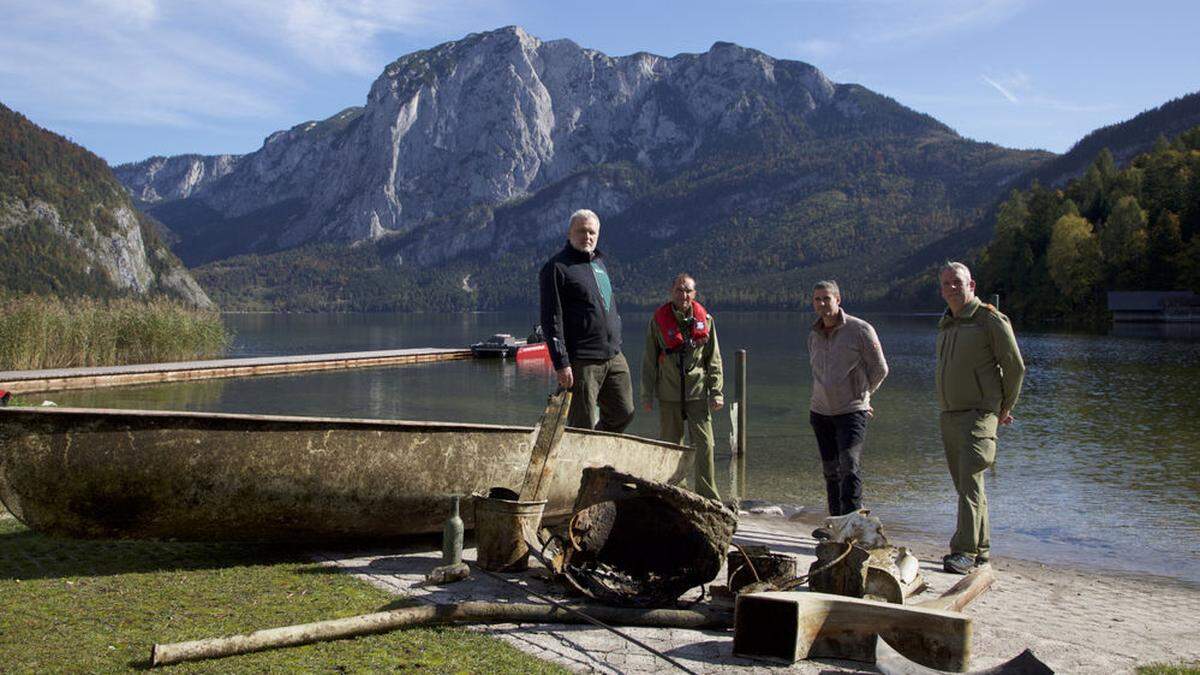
[0,347,472,395]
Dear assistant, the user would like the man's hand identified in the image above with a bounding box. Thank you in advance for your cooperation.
[865,406,874,419]
[710,396,724,413]
[642,401,654,412]
[556,366,574,390]
[998,409,1015,425]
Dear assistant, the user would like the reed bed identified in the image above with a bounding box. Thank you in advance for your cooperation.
[0,294,230,370]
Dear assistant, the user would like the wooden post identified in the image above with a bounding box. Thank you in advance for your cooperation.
[990,293,1000,310]
[735,350,747,457]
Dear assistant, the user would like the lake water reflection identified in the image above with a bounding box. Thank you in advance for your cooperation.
[53,311,1200,584]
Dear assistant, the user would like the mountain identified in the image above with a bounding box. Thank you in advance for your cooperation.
[1016,91,1200,188]
[0,103,212,306]
[116,26,1050,311]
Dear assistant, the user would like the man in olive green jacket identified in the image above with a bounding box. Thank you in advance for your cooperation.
[641,273,724,501]
[936,262,1025,574]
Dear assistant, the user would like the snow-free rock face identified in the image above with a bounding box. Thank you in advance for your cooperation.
[0,102,214,308]
[118,26,858,265]
[114,154,240,203]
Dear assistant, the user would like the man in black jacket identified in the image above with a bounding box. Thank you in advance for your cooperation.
[539,209,634,432]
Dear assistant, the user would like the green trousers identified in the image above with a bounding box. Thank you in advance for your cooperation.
[567,353,635,433]
[940,410,998,562]
[659,400,720,501]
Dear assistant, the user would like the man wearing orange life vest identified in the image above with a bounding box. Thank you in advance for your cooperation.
[641,273,724,501]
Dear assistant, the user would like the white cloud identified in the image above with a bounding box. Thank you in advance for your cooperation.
[981,75,1019,103]
[0,0,486,133]
[862,0,1030,44]
[792,38,840,61]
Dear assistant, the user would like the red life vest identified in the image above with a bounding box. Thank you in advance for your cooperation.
[653,301,711,352]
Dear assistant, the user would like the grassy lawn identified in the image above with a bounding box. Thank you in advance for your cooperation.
[0,517,565,673]
[1138,665,1200,675]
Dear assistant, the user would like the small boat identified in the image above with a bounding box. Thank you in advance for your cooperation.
[0,406,692,543]
[470,327,550,361]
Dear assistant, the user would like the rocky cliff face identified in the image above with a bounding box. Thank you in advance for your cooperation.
[116,27,878,263]
[116,26,1052,310]
[114,154,240,203]
[0,104,213,307]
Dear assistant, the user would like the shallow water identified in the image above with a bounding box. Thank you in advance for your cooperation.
[52,311,1200,583]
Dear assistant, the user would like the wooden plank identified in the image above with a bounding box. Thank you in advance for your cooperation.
[734,590,971,671]
[914,566,995,613]
[0,348,472,395]
[518,389,572,502]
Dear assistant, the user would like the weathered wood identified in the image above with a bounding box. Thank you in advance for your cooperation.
[151,600,734,667]
[0,407,692,542]
[914,565,995,613]
[518,390,572,502]
[733,591,971,670]
[876,636,1054,675]
[0,348,472,395]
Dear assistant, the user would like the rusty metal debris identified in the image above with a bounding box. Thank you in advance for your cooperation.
[542,466,737,607]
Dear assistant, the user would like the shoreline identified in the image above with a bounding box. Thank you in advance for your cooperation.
[738,500,1200,590]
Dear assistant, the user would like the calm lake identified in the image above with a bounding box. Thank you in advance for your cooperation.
[52,311,1200,584]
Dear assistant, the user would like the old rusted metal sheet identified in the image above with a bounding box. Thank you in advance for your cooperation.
[554,466,737,607]
[0,407,691,543]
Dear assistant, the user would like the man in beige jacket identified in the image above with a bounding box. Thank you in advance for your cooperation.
[808,280,889,528]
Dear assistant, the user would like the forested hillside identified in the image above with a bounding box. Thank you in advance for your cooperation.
[976,128,1200,323]
[0,103,211,306]
[1017,92,1200,188]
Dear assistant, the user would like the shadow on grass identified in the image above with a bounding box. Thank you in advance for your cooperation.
[0,517,458,581]
[0,522,316,580]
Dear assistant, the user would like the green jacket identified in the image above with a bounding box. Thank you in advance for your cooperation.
[936,297,1025,414]
[641,305,724,403]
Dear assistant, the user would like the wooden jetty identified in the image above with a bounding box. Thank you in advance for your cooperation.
[0,347,472,395]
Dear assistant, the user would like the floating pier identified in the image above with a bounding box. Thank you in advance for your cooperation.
[0,347,472,395]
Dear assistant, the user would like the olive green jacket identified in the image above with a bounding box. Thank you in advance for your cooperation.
[936,297,1025,414]
[641,306,724,404]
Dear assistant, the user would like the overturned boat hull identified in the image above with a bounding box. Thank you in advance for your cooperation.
[0,407,691,543]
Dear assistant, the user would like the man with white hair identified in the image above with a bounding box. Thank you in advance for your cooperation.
[936,261,1025,574]
[538,209,634,432]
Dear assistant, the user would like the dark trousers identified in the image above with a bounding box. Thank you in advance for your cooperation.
[809,410,869,516]
[567,353,635,433]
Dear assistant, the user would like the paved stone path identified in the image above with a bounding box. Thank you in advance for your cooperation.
[319,513,1200,673]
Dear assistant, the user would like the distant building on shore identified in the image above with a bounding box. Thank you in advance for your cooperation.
[1107,291,1200,322]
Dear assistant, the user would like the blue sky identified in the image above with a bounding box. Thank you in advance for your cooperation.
[2,0,1197,166]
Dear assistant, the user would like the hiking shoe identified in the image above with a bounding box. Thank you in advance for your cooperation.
[811,526,833,541]
[943,553,975,575]
[974,557,991,569]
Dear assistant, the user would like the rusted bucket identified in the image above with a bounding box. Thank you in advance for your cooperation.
[474,487,547,572]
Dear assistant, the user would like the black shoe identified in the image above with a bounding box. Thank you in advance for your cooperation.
[943,553,974,575]
[811,526,833,541]
[974,557,991,569]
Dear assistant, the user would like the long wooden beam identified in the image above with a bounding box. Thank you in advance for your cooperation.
[0,348,472,395]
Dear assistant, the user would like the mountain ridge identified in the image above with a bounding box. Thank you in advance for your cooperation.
[114,26,1051,310]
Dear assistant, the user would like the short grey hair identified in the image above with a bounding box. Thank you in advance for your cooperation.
[569,209,600,229]
[813,280,840,298]
[673,273,696,289]
[940,261,972,280]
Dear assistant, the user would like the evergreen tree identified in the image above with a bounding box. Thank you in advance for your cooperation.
[1100,195,1148,287]
[1146,211,1184,288]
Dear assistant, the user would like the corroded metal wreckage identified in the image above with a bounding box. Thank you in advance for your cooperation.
[545,466,738,607]
[0,407,692,542]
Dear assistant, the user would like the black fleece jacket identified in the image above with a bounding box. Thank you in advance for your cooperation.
[538,243,623,370]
